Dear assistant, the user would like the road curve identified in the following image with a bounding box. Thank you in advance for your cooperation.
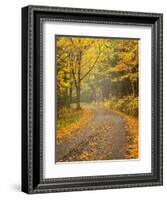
[56,105,128,162]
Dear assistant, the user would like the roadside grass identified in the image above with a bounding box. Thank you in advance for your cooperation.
[57,107,81,129]
[57,107,93,144]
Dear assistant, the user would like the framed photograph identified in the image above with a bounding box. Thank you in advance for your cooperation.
[22,5,163,194]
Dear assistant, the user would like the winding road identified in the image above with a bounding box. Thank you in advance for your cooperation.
[56,105,128,162]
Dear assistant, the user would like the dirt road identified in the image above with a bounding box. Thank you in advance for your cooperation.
[56,105,128,162]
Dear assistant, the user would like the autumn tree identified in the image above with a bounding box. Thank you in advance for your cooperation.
[56,37,103,109]
[56,37,139,110]
[114,40,139,97]
[85,39,139,100]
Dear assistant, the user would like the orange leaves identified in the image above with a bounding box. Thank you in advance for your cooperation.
[79,122,114,161]
[80,148,96,161]
[125,117,139,159]
[57,109,93,144]
[118,112,139,159]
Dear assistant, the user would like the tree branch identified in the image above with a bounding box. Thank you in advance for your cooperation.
[80,46,101,81]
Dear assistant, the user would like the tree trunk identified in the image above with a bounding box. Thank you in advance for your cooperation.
[131,81,135,97]
[94,92,97,103]
[69,83,73,105]
[76,51,81,110]
[76,85,81,110]
[89,83,96,103]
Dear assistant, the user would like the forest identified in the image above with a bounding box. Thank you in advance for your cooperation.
[56,36,139,162]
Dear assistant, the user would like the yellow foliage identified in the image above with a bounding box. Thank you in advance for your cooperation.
[115,111,139,159]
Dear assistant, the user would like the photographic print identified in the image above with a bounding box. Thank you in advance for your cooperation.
[56,36,139,162]
[22,6,163,193]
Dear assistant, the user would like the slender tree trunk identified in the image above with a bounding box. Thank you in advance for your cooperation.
[89,83,96,103]
[65,88,69,107]
[131,81,135,97]
[69,82,73,105]
[76,51,81,110]
[136,80,139,96]
[94,92,97,103]
[76,84,81,110]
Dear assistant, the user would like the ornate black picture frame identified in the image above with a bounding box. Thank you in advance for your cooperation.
[22,5,163,194]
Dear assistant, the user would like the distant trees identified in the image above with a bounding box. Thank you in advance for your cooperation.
[56,37,139,109]
[112,40,139,97]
